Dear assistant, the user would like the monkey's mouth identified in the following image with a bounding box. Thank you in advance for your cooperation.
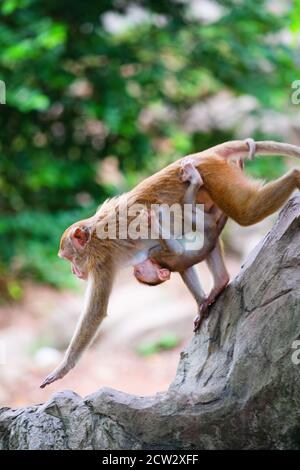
[71,263,87,280]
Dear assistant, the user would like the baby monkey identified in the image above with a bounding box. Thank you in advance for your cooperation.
[134,160,228,330]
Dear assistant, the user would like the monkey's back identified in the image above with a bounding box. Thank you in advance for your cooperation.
[129,151,261,223]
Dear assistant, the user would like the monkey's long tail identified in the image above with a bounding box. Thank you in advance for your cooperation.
[204,139,300,162]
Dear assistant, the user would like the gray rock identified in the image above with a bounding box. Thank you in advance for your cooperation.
[1,196,300,450]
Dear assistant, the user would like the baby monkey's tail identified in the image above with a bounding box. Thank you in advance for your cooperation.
[209,139,300,162]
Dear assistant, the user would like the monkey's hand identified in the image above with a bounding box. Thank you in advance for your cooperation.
[194,283,229,332]
[180,159,203,186]
[40,360,73,389]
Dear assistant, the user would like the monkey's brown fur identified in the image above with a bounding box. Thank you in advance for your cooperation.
[130,140,300,225]
[40,139,300,388]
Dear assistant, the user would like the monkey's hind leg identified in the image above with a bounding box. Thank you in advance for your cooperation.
[238,169,300,226]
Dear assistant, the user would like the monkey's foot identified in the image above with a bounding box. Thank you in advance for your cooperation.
[180,159,203,186]
[194,282,229,332]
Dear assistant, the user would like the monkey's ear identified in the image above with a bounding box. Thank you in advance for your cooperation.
[158,268,171,282]
[71,226,91,249]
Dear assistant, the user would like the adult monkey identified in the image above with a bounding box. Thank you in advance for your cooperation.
[40,139,300,388]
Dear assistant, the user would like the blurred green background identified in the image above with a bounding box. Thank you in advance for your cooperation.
[0,0,299,298]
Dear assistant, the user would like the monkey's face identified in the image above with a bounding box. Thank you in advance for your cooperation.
[58,224,91,280]
[134,259,170,286]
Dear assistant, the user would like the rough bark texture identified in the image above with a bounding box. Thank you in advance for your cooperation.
[1,197,300,450]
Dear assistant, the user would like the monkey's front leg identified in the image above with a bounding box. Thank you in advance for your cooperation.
[180,266,211,330]
[193,241,229,332]
[180,267,218,332]
[40,271,113,388]
[180,266,206,307]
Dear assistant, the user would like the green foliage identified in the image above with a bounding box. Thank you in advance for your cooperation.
[0,1,298,295]
[136,332,180,356]
[246,156,286,181]
[0,205,95,287]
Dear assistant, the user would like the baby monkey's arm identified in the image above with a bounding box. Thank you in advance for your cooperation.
[153,158,203,255]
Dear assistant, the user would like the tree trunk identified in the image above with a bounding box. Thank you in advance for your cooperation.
[1,196,300,450]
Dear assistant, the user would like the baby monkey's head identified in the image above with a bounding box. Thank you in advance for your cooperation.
[134,259,171,286]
